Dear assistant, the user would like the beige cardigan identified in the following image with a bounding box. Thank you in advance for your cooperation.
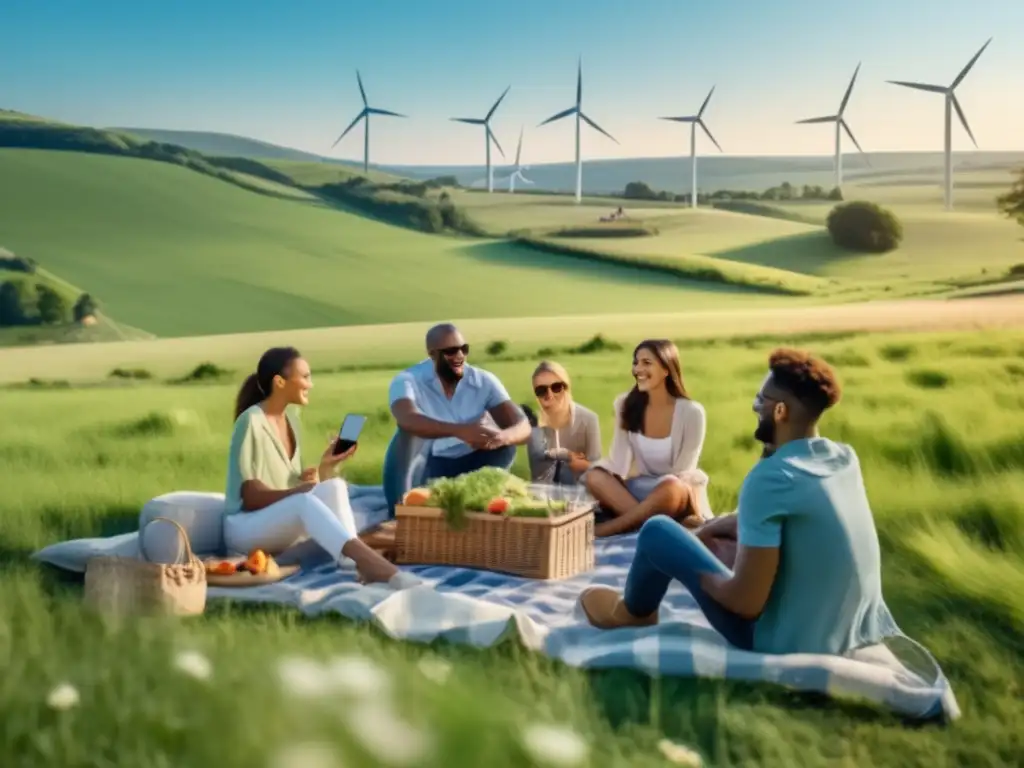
[590,392,713,518]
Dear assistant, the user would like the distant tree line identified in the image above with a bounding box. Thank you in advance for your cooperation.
[997,166,1024,227]
[622,180,843,204]
[0,264,98,328]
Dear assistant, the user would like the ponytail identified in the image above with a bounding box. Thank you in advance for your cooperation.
[234,373,263,421]
[232,346,302,421]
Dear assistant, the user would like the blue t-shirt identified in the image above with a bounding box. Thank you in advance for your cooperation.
[388,359,511,458]
[737,437,885,655]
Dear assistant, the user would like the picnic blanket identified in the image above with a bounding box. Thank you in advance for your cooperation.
[32,485,959,723]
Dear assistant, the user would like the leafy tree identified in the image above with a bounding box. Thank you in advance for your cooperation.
[73,292,99,322]
[36,284,69,324]
[996,167,1024,226]
[623,181,656,200]
[826,201,903,254]
[0,279,36,326]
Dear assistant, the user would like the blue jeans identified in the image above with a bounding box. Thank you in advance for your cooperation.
[624,516,755,650]
[423,444,517,482]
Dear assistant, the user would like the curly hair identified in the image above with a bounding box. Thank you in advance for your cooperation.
[768,347,842,416]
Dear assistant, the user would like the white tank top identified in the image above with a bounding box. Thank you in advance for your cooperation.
[634,434,673,475]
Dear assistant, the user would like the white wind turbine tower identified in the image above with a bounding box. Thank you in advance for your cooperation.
[659,86,722,208]
[796,63,868,194]
[508,126,533,193]
[330,70,406,175]
[538,58,618,203]
[887,38,993,211]
[451,86,510,193]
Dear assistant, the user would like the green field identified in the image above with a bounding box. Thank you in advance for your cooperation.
[0,149,795,338]
[4,328,1024,767]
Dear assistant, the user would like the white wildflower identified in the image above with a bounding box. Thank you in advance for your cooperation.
[269,741,342,768]
[416,657,452,685]
[520,723,589,766]
[46,682,80,711]
[276,655,334,698]
[658,738,703,766]
[325,654,391,698]
[173,650,212,681]
[346,701,432,766]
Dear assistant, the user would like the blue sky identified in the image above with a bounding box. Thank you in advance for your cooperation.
[2,0,1021,166]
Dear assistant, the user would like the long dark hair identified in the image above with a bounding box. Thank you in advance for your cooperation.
[620,339,689,433]
[234,346,301,420]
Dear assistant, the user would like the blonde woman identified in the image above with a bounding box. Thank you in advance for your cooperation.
[522,361,602,485]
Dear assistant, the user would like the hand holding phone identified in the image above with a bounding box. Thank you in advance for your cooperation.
[332,413,367,456]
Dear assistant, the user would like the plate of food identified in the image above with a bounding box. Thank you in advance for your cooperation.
[203,549,300,587]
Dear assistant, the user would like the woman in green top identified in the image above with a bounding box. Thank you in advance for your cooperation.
[223,346,399,586]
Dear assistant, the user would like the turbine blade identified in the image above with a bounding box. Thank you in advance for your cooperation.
[659,115,698,123]
[796,115,837,124]
[367,108,405,117]
[538,106,577,126]
[451,117,485,124]
[580,112,618,144]
[951,94,978,148]
[699,120,723,152]
[576,57,582,106]
[356,70,367,107]
[840,119,865,154]
[951,37,993,89]
[887,80,947,94]
[514,126,523,166]
[697,86,715,118]
[839,62,861,114]
[487,126,505,158]
[331,110,367,148]
[486,85,511,121]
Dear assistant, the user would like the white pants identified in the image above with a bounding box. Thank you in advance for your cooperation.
[223,478,358,560]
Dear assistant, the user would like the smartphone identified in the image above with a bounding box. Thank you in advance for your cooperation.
[333,414,367,455]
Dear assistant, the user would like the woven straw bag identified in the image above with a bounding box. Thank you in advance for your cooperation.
[83,516,207,617]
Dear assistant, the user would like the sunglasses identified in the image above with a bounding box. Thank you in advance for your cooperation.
[534,382,567,398]
[436,344,470,357]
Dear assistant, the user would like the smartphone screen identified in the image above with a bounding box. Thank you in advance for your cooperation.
[333,414,367,455]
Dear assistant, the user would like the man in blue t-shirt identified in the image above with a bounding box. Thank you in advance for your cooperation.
[382,323,532,510]
[578,347,888,657]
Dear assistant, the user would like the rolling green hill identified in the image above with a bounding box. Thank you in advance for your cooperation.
[0,148,790,339]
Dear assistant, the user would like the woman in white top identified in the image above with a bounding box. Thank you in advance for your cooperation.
[585,339,711,537]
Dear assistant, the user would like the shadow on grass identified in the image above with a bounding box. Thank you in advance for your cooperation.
[460,240,762,295]
[709,231,866,276]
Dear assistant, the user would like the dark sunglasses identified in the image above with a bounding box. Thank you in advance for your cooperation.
[534,382,567,398]
[436,344,470,358]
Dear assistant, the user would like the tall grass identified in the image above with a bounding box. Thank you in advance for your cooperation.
[1,329,1023,766]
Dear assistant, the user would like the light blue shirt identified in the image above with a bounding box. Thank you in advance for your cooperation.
[388,358,511,458]
[737,437,885,655]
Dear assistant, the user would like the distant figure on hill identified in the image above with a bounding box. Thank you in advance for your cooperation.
[579,348,892,659]
[584,339,711,537]
[382,323,532,511]
[223,346,403,586]
[521,360,602,485]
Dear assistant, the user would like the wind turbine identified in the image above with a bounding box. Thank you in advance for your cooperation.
[508,127,534,193]
[451,86,510,193]
[796,63,867,193]
[538,58,617,203]
[887,38,993,211]
[660,86,722,208]
[330,70,406,175]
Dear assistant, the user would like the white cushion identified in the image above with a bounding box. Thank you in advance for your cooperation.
[138,491,227,562]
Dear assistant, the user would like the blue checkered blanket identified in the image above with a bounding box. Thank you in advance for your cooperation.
[32,484,959,722]
[205,487,960,723]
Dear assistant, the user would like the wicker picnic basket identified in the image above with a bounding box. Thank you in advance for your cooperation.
[394,493,595,580]
[83,516,207,617]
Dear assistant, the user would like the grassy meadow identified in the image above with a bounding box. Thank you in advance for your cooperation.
[2,327,1024,767]
[0,148,789,339]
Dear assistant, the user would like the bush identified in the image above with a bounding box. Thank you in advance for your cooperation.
[485,340,508,356]
[0,279,36,326]
[73,293,98,322]
[36,284,69,325]
[826,201,903,253]
[0,252,37,274]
